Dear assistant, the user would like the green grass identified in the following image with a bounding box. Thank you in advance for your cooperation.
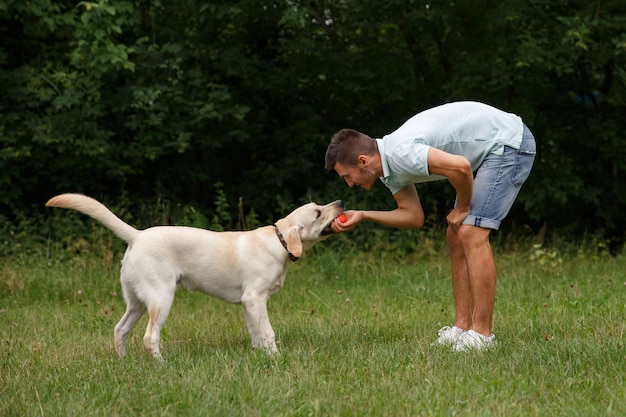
[1,242,625,416]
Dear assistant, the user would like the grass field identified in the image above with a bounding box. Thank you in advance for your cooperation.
[1,240,625,416]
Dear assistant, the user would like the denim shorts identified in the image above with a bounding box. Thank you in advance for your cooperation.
[459,125,537,230]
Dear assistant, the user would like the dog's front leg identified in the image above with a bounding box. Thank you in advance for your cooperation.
[241,294,279,355]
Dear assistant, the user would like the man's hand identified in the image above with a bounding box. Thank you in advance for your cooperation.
[331,210,360,233]
[446,207,471,230]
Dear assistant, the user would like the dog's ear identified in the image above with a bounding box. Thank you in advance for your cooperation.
[286,225,303,258]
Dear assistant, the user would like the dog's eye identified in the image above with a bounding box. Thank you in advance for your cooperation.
[315,210,321,219]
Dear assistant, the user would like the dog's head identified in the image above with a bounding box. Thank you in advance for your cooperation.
[274,199,344,259]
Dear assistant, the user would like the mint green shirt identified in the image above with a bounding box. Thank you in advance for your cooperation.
[376,101,524,194]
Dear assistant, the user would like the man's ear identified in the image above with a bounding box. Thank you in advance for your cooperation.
[286,225,303,257]
[357,155,368,166]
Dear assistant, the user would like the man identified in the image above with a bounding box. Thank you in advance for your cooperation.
[325,101,536,352]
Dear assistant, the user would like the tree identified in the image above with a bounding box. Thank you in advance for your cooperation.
[1,0,625,245]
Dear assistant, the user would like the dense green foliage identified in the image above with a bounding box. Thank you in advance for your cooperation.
[1,1,625,242]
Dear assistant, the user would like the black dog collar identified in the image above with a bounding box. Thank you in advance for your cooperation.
[274,224,299,262]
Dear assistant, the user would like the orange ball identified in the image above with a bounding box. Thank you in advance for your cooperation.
[338,213,347,223]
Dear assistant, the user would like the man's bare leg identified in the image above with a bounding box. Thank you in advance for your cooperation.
[456,225,495,336]
[447,225,474,331]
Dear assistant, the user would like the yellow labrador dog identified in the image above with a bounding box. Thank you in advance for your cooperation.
[46,193,343,360]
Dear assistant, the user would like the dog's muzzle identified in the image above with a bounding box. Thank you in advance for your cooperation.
[322,200,344,235]
[321,223,335,235]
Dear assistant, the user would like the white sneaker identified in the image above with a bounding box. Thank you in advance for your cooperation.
[435,326,465,346]
[452,329,496,352]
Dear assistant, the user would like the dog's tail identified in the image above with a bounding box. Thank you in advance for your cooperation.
[46,194,139,244]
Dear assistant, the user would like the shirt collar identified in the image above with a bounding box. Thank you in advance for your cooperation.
[376,138,391,180]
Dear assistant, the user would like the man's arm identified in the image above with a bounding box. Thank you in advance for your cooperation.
[426,147,474,228]
[332,184,425,232]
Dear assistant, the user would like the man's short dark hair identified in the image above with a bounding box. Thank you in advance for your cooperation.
[325,129,376,170]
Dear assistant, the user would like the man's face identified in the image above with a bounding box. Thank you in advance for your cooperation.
[334,159,378,190]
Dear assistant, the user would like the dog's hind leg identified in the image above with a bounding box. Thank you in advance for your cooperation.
[114,299,147,358]
[242,293,278,355]
[142,293,175,361]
